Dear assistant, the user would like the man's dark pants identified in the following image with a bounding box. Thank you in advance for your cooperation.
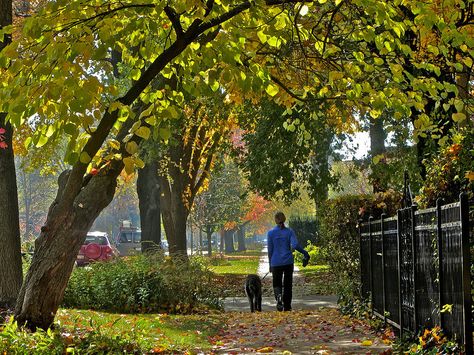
[272,264,294,311]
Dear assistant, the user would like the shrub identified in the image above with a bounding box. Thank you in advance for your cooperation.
[417,129,474,208]
[294,241,325,265]
[318,191,402,301]
[289,216,319,247]
[63,253,223,313]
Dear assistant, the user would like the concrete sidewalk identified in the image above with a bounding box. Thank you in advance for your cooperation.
[225,246,337,312]
[223,295,338,312]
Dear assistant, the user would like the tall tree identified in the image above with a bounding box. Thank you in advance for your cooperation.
[157,95,235,256]
[0,0,471,331]
[137,159,161,252]
[5,1,266,329]
[0,0,22,309]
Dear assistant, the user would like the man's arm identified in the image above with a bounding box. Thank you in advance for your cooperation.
[267,232,273,265]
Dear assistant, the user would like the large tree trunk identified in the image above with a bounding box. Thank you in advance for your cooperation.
[310,132,331,209]
[205,225,213,256]
[369,114,387,193]
[237,225,246,252]
[224,229,235,253]
[0,116,22,309]
[137,160,161,252]
[14,171,117,329]
[0,0,22,310]
[219,229,224,253]
[159,175,188,257]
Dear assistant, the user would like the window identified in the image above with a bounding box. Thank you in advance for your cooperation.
[119,232,133,243]
[133,232,141,243]
[85,235,108,245]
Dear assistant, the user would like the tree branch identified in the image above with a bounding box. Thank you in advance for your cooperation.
[164,5,184,38]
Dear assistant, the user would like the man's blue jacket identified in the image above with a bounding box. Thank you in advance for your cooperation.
[267,225,309,267]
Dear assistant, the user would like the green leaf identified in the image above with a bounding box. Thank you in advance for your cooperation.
[36,135,48,148]
[452,112,466,122]
[24,137,32,149]
[135,157,145,169]
[125,141,139,155]
[131,69,141,81]
[159,127,171,141]
[265,83,279,96]
[123,157,135,175]
[267,37,280,48]
[135,126,151,140]
[257,31,267,43]
[109,102,123,113]
[210,80,219,92]
[80,151,91,164]
[454,99,464,112]
[64,123,77,136]
[190,42,200,50]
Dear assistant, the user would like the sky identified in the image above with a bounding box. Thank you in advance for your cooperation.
[342,131,370,160]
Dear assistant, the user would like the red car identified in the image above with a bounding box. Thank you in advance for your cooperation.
[76,232,117,266]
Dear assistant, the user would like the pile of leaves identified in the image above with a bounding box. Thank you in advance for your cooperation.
[393,327,462,354]
[63,254,223,313]
[211,308,391,354]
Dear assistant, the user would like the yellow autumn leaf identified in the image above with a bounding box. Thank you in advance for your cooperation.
[256,346,273,353]
[361,339,373,346]
[465,171,474,182]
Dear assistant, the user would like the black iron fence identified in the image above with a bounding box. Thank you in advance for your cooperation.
[360,193,473,353]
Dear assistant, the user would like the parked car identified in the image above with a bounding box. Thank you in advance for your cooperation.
[76,232,118,266]
[115,223,142,256]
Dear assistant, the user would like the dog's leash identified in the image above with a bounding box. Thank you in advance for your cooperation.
[261,272,270,281]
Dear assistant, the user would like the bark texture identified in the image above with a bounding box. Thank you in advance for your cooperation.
[205,226,212,256]
[160,174,189,256]
[224,229,235,253]
[369,115,387,193]
[15,171,117,329]
[0,0,22,309]
[0,115,22,309]
[237,225,246,252]
[137,160,161,252]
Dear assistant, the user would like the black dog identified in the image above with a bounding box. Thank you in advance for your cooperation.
[244,274,262,312]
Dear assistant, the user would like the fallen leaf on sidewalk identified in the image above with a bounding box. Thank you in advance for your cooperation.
[256,346,273,352]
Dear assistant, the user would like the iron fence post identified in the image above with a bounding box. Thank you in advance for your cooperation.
[381,213,386,324]
[358,219,363,298]
[459,193,473,355]
[397,209,403,337]
[436,198,443,331]
[369,216,374,312]
[411,204,418,334]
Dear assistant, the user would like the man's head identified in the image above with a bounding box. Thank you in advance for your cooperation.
[274,212,286,228]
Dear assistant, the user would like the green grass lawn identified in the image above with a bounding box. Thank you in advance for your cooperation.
[0,309,224,354]
[57,309,222,353]
[210,256,260,275]
[296,263,338,295]
[226,249,263,257]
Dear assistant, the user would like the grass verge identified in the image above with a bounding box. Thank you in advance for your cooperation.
[296,264,338,295]
[0,309,223,354]
[210,256,260,275]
